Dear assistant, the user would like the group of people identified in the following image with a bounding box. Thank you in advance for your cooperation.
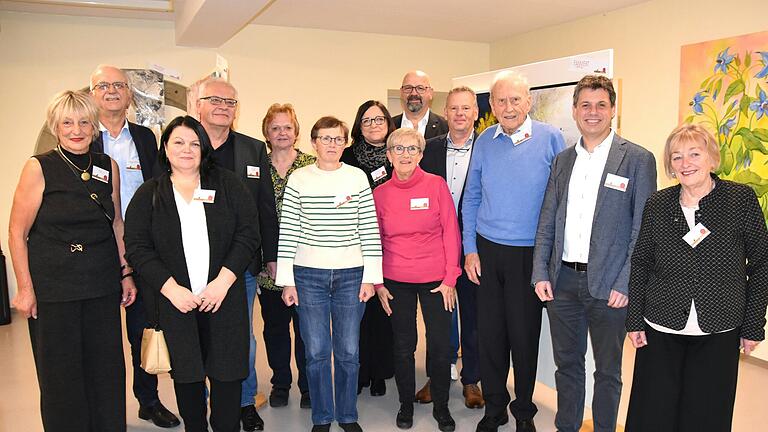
[8,63,767,432]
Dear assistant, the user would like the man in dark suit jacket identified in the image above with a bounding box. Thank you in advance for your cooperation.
[420,86,485,410]
[197,78,279,432]
[532,75,656,432]
[392,70,448,140]
[89,65,180,428]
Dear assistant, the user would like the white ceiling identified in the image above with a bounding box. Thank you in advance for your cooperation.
[0,0,650,46]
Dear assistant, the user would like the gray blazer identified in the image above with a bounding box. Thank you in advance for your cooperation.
[531,133,657,299]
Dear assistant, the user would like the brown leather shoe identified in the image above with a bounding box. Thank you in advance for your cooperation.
[463,384,485,409]
[415,379,433,404]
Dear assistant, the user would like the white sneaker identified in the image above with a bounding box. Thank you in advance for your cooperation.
[450,364,459,381]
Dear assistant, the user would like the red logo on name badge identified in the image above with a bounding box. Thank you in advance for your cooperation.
[620,182,626,189]
[700,228,706,234]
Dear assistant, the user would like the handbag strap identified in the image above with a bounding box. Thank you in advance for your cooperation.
[150,181,161,329]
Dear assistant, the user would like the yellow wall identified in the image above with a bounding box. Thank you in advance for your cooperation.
[0,11,489,295]
[490,0,766,187]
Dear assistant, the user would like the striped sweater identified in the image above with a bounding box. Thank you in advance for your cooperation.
[275,163,383,287]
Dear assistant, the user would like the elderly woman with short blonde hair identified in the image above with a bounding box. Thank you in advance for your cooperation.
[625,124,768,432]
[10,90,136,431]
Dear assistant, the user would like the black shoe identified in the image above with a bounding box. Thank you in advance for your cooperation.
[370,379,386,396]
[339,422,363,432]
[357,379,369,395]
[138,402,181,428]
[516,418,537,432]
[300,391,312,409]
[433,406,455,432]
[269,387,290,407]
[311,424,331,432]
[240,405,264,431]
[396,403,414,429]
[475,413,509,432]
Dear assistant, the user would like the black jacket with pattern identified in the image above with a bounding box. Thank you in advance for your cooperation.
[626,175,768,341]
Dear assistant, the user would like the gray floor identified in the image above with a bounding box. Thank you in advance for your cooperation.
[1,305,767,432]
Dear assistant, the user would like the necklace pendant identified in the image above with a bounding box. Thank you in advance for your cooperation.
[81,172,91,181]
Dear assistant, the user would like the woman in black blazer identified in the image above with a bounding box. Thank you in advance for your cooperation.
[341,100,397,396]
[124,116,259,432]
[625,124,768,432]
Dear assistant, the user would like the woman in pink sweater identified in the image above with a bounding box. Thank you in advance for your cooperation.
[373,128,461,431]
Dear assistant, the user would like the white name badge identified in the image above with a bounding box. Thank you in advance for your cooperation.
[410,197,429,210]
[126,161,142,171]
[193,188,216,204]
[247,165,261,179]
[371,166,387,182]
[683,222,711,248]
[604,173,629,192]
[334,194,352,208]
[92,165,110,183]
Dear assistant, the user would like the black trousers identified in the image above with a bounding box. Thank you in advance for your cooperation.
[358,294,394,385]
[258,288,308,393]
[28,292,126,432]
[625,327,740,432]
[476,236,542,420]
[456,268,480,385]
[125,292,161,407]
[387,279,452,408]
[175,379,241,432]
[173,311,243,432]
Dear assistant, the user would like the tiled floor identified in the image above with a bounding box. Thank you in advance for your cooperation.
[1,306,766,431]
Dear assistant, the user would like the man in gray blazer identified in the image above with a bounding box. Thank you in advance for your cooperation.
[531,75,656,432]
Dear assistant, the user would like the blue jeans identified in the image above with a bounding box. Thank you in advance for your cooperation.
[294,266,366,425]
[240,271,259,407]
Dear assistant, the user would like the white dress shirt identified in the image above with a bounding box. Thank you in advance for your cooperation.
[445,132,474,215]
[562,131,614,263]
[173,184,210,295]
[400,109,431,137]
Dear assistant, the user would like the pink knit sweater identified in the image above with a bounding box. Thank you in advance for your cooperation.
[373,166,461,289]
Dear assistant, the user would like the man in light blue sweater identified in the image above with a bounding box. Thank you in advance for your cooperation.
[462,71,566,432]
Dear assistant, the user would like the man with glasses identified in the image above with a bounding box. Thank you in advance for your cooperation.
[89,64,181,429]
[197,78,279,432]
[420,86,485,410]
[393,70,448,139]
[462,71,566,432]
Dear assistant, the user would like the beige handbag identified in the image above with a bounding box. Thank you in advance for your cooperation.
[140,328,172,374]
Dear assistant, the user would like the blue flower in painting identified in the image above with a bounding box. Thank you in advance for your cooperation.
[750,89,768,120]
[756,51,768,79]
[719,116,737,136]
[714,48,735,74]
[690,92,706,114]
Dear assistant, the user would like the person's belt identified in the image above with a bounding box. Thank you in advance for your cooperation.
[562,261,588,272]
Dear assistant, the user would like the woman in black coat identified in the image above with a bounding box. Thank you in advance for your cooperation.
[124,115,259,432]
[340,100,397,396]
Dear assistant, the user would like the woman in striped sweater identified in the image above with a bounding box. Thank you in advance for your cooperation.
[275,116,383,432]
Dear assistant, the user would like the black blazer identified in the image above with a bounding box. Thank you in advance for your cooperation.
[91,121,158,181]
[392,111,449,140]
[230,131,279,273]
[124,166,259,382]
[627,176,768,341]
[420,133,474,233]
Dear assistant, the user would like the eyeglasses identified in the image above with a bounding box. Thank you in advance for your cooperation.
[493,96,524,107]
[92,81,129,92]
[315,136,347,146]
[361,116,387,127]
[401,85,430,95]
[199,96,239,107]
[388,145,422,155]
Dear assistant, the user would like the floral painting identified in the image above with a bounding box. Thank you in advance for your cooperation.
[679,30,768,222]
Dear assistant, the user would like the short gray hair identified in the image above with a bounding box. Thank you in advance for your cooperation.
[489,70,530,100]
